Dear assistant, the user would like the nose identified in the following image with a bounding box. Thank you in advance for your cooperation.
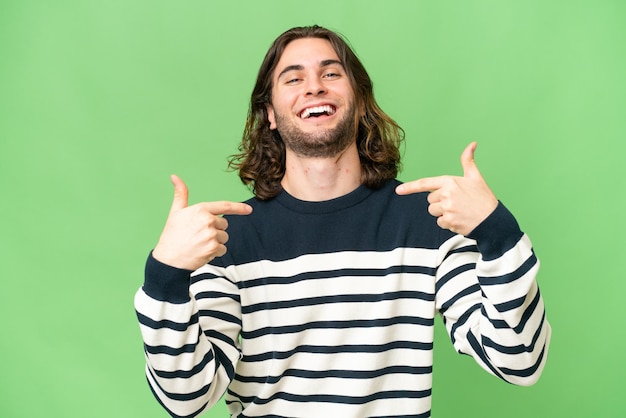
[305,77,326,96]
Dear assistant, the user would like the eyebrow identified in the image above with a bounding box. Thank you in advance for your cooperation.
[276,59,345,81]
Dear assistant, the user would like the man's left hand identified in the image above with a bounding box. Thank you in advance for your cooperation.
[395,142,498,236]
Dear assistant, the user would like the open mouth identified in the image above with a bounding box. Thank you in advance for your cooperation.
[299,105,336,119]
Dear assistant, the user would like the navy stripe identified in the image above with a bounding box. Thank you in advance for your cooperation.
[198,309,241,327]
[191,272,236,286]
[439,283,481,314]
[465,331,505,380]
[144,340,199,357]
[482,312,546,354]
[240,265,436,290]
[242,316,434,339]
[204,329,237,348]
[488,289,542,332]
[513,289,542,333]
[232,389,432,406]
[153,350,215,379]
[144,326,203,356]
[441,244,479,262]
[136,311,199,332]
[478,252,537,286]
[147,376,208,418]
[238,414,430,418]
[195,290,240,303]
[242,290,434,314]
[235,365,432,384]
[213,344,236,380]
[242,340,433,363]
[494,294,527,312]
[147,366,214,403]
[436,263,475,292]
[499,345,547,378]
[448,302,481,345]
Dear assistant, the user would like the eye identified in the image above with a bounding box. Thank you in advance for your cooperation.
[323,72,341,79]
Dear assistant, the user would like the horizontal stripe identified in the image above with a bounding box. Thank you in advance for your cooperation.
[241,340,433,363]
[153,350,215,379]
[198,309,241,327]
[499,345,547,378]
[240,265,437,290]
[148,366,213,402]
[494,294,527,312]
[235,365,432,384]
[439,283,481,315]
[482,312,547,354]
[242,290,434,314]
[242,316,435,339]
[137,311,198,332]
[144,339,200,356]
[466,331,505,380]
[436,262,475,292]
[232,389,432,406]
[479,252,537,286]
[148,377,208,418]
[195,290,240,303]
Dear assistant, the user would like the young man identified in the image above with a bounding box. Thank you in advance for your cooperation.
[135,25,550,418]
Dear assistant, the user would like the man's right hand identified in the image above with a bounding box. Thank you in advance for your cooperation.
[152,174,253,271]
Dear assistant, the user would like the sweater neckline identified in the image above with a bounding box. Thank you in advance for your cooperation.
[275,183,375,214]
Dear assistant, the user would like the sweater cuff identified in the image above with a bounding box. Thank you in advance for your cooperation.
[466,202,524,261]
[143,251,193,303]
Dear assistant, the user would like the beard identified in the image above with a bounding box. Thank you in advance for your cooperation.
[273,105,357,158]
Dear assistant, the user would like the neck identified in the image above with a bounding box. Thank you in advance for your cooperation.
[281,141,362,201]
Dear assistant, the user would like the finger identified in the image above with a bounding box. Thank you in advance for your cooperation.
[169,174,189,213]
[427,202,444,218]
[215,229,229,245]
[395,177,446,195]
[461,142,481,179]
[427,189,441,204]
[199,201,253,216]
[213,216,228,231]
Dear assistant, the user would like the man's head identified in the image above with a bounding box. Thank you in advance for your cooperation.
[266,36,358,159]
[230,25,404,200]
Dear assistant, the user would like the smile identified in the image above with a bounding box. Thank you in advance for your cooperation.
[299,105,336,119]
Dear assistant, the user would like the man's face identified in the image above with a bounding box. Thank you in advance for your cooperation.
[267,37,357,158]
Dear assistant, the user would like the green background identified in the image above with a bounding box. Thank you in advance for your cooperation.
[1,1,624,416]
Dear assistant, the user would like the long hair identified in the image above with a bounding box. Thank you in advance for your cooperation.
[228,25,404,200]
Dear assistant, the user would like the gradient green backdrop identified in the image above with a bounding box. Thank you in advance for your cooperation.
[1,1,624,417]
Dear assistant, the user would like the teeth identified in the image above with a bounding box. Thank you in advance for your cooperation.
[300,105,335,119]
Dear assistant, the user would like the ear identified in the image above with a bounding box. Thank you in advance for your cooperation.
[266,103,277,130]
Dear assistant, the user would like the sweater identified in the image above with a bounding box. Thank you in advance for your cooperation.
[135,179,551,418]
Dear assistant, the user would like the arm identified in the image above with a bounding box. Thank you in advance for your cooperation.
[435,204,550,385]
[134,175,252,417]
[397,143,550,384]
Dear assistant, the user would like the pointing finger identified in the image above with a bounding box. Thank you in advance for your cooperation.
[395,177,446,195]
[199,201,253,216]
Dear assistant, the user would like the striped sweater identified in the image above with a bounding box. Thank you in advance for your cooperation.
[135,179,551,418]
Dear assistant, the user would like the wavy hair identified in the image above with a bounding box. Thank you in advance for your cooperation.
[228,25,404,200]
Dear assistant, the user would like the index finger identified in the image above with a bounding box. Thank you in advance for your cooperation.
[395,177,446,195]
[199,201,253,216]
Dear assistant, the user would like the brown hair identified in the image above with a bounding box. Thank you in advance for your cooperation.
[228,25,404,200]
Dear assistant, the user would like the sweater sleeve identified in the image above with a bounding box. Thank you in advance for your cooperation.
[134,253,242,417]
[435,202,551,386]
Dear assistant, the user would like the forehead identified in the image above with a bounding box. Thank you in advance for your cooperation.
[273,38,341,78]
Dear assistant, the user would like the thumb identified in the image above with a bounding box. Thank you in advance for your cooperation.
[169,174,189,213]
[461,142,480,179]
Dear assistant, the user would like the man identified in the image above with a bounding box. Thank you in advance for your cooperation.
[135,25,550,418]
